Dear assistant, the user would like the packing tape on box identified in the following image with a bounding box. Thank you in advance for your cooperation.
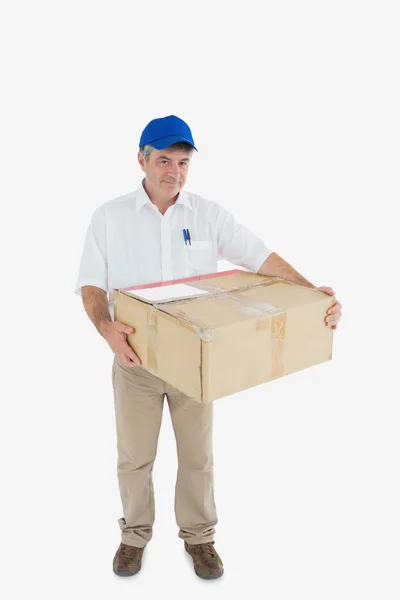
[216,294,287,377]
[156,305,213,341]
[223,294,287,378]
[147,309,158,372]
[188,276,281,295]
[270,312,286,378]
[222,292,282,316]
[152,292,287,379]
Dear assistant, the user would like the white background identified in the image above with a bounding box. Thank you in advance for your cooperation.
[1,1,399,598]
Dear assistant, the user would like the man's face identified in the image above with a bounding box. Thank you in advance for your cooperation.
[138,147,192,200]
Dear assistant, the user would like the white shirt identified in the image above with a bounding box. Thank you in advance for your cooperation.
[74,180,273,319]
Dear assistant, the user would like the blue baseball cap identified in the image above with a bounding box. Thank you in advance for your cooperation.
[139,115,198,151]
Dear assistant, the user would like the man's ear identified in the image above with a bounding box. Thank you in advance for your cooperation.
[137,150,145,172]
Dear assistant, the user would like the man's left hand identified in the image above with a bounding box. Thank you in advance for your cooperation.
[316,286,342,330]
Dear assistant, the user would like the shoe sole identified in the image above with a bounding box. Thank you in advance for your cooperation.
[113,565,142,577]
[113,567,141,577]
[185,544,224,580]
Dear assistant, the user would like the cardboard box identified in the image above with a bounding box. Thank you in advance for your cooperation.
[113,269,335,403]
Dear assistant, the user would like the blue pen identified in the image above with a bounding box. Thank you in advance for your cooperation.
[182,229,188,245]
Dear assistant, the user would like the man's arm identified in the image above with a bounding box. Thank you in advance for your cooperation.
[257,252,315,289]
[258,252,343,329]
[81,285,112,337]
[81,285,142,365]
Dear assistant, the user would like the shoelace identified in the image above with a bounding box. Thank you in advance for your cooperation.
[198,542,217,563]
[120,545,141,558]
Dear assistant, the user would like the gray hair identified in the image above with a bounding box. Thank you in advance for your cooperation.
[139,142,194,162]
[139,144,154,162]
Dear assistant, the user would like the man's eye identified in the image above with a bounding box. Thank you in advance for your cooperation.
[161,161,169,165]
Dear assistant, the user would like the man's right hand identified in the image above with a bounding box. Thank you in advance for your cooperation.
[100,321,142,367]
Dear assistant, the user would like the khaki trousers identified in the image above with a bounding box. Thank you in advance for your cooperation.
[112,356,218,548]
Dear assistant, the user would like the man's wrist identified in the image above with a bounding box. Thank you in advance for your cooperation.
[98,319,112,338]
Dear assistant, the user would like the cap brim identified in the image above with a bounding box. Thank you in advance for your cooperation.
[150,135,198,151]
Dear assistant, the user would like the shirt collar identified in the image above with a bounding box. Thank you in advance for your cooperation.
[135,179,193,212]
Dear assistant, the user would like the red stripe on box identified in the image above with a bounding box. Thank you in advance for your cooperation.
[119,269,243,292]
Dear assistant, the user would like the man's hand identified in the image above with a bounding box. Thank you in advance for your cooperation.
[316,286,342,330]
[100,321,142,367]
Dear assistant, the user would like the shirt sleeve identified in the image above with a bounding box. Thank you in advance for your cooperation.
[215,204,274,272]
[74,206,108,297]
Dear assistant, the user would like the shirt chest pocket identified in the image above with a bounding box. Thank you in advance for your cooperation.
[184,240,215,277]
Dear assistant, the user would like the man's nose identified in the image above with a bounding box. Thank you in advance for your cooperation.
[169,164,181,177]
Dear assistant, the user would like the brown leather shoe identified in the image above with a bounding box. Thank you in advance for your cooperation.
[184,541,224,580]
[113,542,145,576]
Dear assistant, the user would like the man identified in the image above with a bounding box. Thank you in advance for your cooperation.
[74,115,342,580]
